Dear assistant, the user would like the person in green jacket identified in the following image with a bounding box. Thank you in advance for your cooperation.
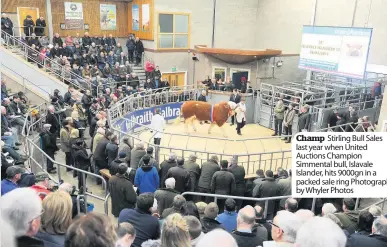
[273,98,285,136]
[334,198,359,235]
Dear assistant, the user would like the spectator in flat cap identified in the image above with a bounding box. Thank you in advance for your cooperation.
[39,123,58,174]
[130,142,146,169]
[1,166,24,195]
[198,155,220,203]
[109,163,137,218]
[139,146,159,171]
[30,172,52,200]
[183,154,201,193]
[119,138,133,166]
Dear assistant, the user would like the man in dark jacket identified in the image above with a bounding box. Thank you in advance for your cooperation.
[105,134,119,167]
[40,124,58,174]
[126,35,135,63]
[1,13,14,35]
[138,147,159,171]
[232,206,265,247]
[198,90,207,102]
[94,130,113,185]
[278,169,292,209]
[166,157,191,193]
[297,105,310,132]
[35,16,46,36]
[154,177,180,215]
[64,86,75,106]
[229,89,241,126]
[159,152,177,187]
[198,155,220,203]
[89,113,101,138]
[346,215,387,247]
[109,163,137,218]
[252,170,280,220]
[118,193,160,247]
[254,205,271,240]
[134,37,144,65]
[211,160,236,212]
[46,105,60,136]
[335,198,360,235]
[228,157,246,210]
[110,151,127,176]
[201,202,225,233]
[130,142,146,169]
[183,154,201,193]
[82,32,92,50]
[73,139,91,188]
[23,15,34,37]
[52,33,63,47]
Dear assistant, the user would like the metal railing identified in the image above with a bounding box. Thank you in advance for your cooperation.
[1,30,87,91]
[181,193,295,218]
[24,136,110,215]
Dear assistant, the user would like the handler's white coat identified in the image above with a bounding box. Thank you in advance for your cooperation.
[150,113,166,138]
[235,102,246,123]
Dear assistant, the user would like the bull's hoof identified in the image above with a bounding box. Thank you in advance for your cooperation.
[223,134,228,138]
[208,131,211,134]
[193,128,197,132]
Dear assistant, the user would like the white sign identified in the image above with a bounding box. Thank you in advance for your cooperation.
[64,2,84,29]
[292,132,387,198]
[299,26,373,79]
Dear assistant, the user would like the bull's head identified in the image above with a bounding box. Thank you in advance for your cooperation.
[227,101,237,116]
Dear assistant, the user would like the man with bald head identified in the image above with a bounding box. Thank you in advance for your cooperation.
[197,229,237,247]
[231,205,264,247]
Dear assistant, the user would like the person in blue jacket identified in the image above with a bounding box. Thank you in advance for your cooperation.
[1,166,24,196]
[216,198,238,232]
[134,154,160,194]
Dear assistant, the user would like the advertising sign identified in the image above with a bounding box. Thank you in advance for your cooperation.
[115,102,183,133]
[64,2,84,29]
[100,4,117,30]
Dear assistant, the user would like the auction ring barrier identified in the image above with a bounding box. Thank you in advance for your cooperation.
[108,86,292,174]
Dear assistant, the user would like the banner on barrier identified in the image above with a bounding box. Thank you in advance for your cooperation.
[115,102,183,133]
[299,26,373,79]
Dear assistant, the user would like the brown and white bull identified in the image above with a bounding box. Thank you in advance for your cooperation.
[176,101,237,137]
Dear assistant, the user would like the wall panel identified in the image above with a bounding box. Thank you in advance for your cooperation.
[128,0,154,40]
[2,0,46,15]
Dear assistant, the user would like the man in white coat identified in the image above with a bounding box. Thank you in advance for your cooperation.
[235,99,246,135]
[150,108,165,145]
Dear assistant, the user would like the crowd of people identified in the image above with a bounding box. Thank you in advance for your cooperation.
[2,13,177,96]
[1,185,387,247]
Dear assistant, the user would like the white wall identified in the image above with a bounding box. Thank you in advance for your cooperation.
[255,0,314,53]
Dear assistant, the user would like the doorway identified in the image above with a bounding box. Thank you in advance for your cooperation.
[231,69,249,91]
[17,7,39,37]
[162,71,186,87]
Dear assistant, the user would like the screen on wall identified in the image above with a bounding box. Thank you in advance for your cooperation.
[298,26,373,79]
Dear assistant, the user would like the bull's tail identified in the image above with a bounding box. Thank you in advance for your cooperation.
[174,103,184,125]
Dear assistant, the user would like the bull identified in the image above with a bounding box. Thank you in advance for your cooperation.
[176,101,237,137]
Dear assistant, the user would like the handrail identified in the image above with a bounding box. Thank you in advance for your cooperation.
[1,30,87,91]
[25,137,110,213]
[181,192,295,218]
